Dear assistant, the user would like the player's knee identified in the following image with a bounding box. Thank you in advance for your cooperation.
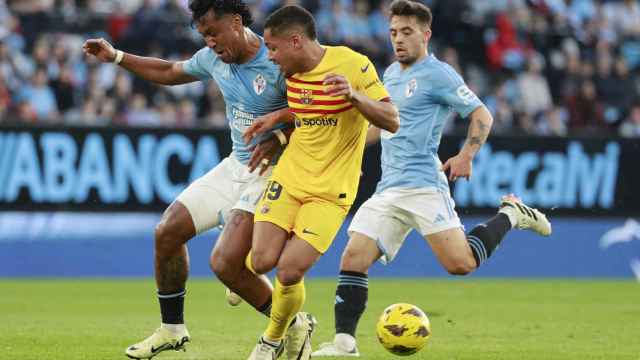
[444,257,476,276]
[276,267,304,286]
[154,221,178,256]
[155,206,193,256]
[251,251,278,275]
[340,247,370,273]
[210,250,239,282]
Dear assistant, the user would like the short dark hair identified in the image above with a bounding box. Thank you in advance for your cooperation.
[189,0,253,27]
[389,0,432,28]
[264,6,317,40]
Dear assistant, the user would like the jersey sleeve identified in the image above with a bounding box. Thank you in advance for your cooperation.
[355,56,390,102]
[181,47,214,80]
[433,64,483,118]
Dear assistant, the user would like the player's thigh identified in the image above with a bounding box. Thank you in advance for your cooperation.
[251,220,290,274]
[398,188,472,271]
[276,235,323,285]
[252,180,301,272]
[176,157,236,234]
[210,209,254,273]
[211,161,270,271]
[348,194,413,265]
[292,199,349,254]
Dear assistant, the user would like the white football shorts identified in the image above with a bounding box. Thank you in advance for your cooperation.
[176,153,270,234]
[348,187,462,264]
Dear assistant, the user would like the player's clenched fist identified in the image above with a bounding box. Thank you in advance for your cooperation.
[82,38,117,63]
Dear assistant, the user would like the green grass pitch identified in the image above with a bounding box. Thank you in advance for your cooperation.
[2,279,639,360]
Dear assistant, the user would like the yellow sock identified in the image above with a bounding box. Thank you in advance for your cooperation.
[264,278,305,342]
[244,250,257,275]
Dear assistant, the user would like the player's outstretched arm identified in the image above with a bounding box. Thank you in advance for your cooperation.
[442,105,493,181]
[323,74,399,133]
[82,38,198,86]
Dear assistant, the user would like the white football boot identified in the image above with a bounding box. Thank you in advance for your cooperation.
[247,337,285,360]
[125,326,190,359]
[284,312,317,360]
[499,194,552,236]
[312,333,360,357]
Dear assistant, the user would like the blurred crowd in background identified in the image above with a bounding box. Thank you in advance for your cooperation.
[1,0,640,137]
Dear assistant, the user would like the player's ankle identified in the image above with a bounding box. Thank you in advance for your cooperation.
[498,206,517,229]
[262,335,282,347]
[335,333,357,350]
[161,323,186,334]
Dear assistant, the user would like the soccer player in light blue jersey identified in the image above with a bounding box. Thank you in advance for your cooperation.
[312,0,552,357]
[83,1,314,359]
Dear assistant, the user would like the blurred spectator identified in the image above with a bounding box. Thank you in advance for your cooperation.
[484,80,516,134]
[0,73,10,120]
[566,79,607,134]
[124,93,160,127]
[50,65,76,113]
[16,67,58,121]
[0,0,637,136]
[619,101,640,138]
[486,12,532,71]
[517,55,552,117]
[537,106,568,136]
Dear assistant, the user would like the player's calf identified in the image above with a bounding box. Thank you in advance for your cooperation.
[462,194,551,269]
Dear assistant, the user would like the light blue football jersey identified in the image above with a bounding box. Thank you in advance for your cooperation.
[182,33,287,164]
[376,54,483,193]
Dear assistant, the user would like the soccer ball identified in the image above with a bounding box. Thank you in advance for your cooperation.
[376,303,431,356]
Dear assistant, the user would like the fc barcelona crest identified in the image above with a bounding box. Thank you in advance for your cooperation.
[301,89,314,105]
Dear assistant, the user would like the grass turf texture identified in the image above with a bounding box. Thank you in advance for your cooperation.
[2,279,639,360]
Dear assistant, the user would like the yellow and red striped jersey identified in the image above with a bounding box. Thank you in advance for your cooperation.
[270,46,389,205]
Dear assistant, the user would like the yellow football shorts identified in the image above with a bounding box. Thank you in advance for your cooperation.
[254,179,349,253]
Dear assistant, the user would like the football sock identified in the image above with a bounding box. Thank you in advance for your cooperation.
[257,297,272,318]
[158,289,185,324]
[264,278,305,342]
[466,213,512,267]
[244,250,256,274]
[256,295,298,326]
[335,271,368,337]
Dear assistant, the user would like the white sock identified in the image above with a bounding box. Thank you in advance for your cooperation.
[335,333,356,350]
[161,323,186,334]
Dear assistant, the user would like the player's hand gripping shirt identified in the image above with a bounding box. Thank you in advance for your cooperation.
[182,31,288,164]
[376,54,483,193]
[271,46,389,205]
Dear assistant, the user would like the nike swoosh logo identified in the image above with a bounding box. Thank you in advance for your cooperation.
[361,64,370,73]
[302,228,318,236]
[151,343,173,354]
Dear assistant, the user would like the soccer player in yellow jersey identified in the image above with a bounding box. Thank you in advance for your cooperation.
[242,5,399,360]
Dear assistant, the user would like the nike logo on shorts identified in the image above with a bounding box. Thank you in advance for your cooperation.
[302,228,319,236]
